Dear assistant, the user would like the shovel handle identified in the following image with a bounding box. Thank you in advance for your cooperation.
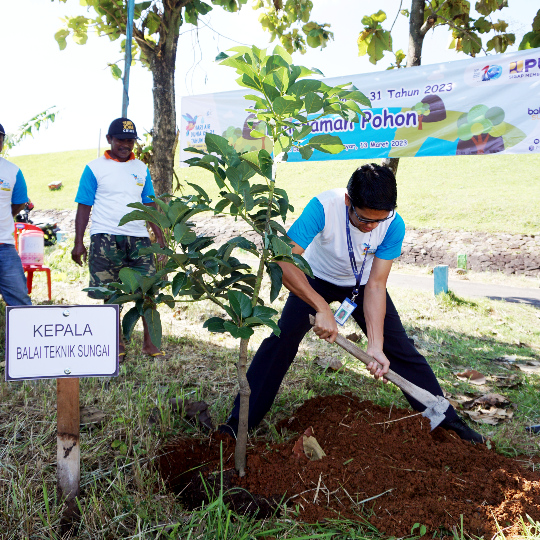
[309,315,443,409]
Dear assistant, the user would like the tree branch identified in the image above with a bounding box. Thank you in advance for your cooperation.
[428,11,488,55]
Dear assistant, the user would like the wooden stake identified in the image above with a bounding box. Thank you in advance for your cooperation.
[57,377,80,532]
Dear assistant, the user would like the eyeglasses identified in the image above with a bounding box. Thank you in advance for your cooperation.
[349,204,394,225]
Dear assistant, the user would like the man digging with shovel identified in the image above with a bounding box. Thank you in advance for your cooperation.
[221,163,484,443]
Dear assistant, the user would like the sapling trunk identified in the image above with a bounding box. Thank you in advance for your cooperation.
[234,157,279,476]
[235,337,251,476]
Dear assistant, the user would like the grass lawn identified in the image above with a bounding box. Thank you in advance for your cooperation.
[10,150,540,235]
[1,245,540,538]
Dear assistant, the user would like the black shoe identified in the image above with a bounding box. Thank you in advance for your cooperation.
[440,417,485,443]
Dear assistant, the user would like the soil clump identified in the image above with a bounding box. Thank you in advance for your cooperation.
[159,394,540,537]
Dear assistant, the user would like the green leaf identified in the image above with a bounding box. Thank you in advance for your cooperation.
[273,96,303,116]
[215,52,229,61]
[223,321,254,339]
[227,290,252,319]
[303,92,324,115]
[214,198,232,213]
[122,307,141,342]
[187,181,211,203]
[265,262,283,302]
[134,274,158,294]
[271,236,292,257]
[173,222,197,244]
[222,192,242,208]
[203,317,227,333]
[252,305,278,319]
[292,253,314,278]
[299,146,314,160]
[143,308,162,349]
[287,79,322,98]
[119,267,141,293]
[272,44,293,64]
[172,272,187,297]
[308,134,345,154]
[139,244,174,257]
[108,293,143,304]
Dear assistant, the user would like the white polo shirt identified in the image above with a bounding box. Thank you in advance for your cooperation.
[75,151,155,237]
[288,188,405,287]
[0,157,28,245]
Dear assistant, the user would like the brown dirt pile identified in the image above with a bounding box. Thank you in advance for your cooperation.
[159,394,540,537]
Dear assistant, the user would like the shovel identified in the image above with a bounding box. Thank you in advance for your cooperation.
[309,315,450,430]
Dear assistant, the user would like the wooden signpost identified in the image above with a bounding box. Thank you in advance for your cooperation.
[5,304,119,532]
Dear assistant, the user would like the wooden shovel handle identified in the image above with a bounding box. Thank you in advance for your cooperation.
[309,315,442,409]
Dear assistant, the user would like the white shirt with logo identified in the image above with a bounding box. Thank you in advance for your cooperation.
[288,188,405,287]
[0,157,28,245]
[75,154,155,237]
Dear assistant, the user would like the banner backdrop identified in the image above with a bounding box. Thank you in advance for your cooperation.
[180,47,540,165]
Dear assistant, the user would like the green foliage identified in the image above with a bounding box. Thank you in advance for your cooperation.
[519,9,540,50]
[357,10,392,65]
[387,49,406,70]
[358,2,532,66]
[255,0,333,55]
[0,107,59,157]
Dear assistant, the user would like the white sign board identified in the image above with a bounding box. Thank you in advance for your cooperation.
[6,305,119,381]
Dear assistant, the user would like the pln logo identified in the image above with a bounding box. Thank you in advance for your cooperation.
[481,65,502,81]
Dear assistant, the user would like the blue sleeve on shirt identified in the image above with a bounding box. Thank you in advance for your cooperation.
[141,168,155,204]
[12,169,28,204]
[375,213,405,260]
[75,166,98,206]
[287,197,325,249]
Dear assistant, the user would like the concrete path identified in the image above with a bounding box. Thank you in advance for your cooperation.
[388,273,540,309]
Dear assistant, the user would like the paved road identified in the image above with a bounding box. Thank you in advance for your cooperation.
[388,273,540,308]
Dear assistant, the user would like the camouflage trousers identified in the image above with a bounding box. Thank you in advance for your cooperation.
[88,234,155,300]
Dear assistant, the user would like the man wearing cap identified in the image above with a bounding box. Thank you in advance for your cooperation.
[72,118,167,359]
[221,164,484,444]
[0,124,32,307]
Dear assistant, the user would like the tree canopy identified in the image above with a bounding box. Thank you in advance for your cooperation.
[356,1,539,67]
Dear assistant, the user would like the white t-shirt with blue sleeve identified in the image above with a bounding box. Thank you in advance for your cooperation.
[0,157,29,245]
[75,154,155,237]
[288,188,405,287]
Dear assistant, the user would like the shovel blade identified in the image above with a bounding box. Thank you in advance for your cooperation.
[422,396,450,431]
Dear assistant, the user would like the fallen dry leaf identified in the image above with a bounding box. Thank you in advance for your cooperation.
[471,393,509,407]
[463,407,513,425]
[456,369,486,385]
[315,356,343,371]
[80,407,106,426]
[303,435,326,461]
[293,426,326,460]
[516,364,540,374]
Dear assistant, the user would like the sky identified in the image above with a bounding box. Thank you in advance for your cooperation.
[1,0,536,156]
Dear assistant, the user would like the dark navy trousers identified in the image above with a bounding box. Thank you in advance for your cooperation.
[227,276,458,430]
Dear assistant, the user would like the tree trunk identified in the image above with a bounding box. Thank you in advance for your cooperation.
[382,0,427,177]
[149,40,178,196]
[235,337,251,477]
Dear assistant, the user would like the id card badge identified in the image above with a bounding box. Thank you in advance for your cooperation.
[334,298,357,326]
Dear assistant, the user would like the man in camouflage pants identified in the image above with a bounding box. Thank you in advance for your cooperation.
[72,118,167,359]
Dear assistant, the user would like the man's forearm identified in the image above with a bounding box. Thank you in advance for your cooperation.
[277,261,330,314]
[11,203,24,217]
[74,204,92,245]
[364,283,386,351]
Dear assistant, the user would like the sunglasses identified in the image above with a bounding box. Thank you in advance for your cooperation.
[348,204,394,224]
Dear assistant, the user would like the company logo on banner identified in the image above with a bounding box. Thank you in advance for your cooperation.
[179,47,540,165]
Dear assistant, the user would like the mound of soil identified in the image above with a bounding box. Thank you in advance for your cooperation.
[159,394,540,537]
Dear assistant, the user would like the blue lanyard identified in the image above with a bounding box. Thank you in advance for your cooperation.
[345,205,372,302]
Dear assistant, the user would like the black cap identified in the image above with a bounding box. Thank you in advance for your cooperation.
[0,124,5,136]
[107,117,138,139]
